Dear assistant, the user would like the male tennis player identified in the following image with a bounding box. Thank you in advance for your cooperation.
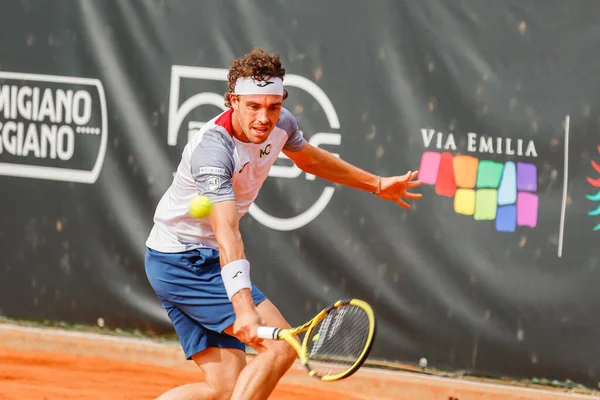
[145,48,421,400]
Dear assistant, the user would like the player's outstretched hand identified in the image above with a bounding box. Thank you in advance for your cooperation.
[377,171,422,208]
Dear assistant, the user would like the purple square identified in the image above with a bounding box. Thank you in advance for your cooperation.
[517,163,537,192]
[517,192,538,227]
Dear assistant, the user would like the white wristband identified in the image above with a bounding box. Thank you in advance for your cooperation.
[221,259,252,300]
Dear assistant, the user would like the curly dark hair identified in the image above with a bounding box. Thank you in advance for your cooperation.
[224,48,289,108]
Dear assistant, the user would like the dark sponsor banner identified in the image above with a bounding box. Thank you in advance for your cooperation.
[1,0,600,389]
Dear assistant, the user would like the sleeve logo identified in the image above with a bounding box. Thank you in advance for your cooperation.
[207,176,220,192]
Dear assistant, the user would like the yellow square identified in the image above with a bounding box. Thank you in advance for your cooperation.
[454,189,475,215]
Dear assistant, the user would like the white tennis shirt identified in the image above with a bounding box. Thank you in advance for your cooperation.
[146,107,306,253]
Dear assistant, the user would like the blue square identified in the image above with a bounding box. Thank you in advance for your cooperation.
[496,205,516,232]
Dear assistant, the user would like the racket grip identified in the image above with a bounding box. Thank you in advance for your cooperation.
[257,326,281,340]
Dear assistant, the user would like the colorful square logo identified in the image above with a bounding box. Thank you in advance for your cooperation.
[419,151,538,232]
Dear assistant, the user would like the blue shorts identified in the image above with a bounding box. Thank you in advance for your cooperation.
[144,247,267,359]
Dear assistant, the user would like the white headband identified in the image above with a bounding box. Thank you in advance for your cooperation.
[234,76,284,96]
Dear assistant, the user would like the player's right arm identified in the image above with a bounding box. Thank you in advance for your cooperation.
[190,131,263,344]
[208,200,264,344]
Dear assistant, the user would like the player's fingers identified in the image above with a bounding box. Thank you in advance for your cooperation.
[251,324,265,344]
[407,180,422,188]
[238,326,259,345]
[248,333,264,345]
[245,333,263,345]
[403,191,422,199]
[398,171,419,185]
[396,198,410,208]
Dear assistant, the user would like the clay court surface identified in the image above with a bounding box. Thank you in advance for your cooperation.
[1,324,598,400]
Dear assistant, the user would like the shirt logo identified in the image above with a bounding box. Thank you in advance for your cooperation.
[260,144,272,158]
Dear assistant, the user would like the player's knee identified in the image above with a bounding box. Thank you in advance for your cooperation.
[208,381,236,400]
[271,340,297,368]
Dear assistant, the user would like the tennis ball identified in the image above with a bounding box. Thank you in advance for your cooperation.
[189,195,213,218]
[312,333,320,343]
[419,357,428,368]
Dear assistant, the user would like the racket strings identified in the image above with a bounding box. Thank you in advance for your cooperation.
[305,305,371,377]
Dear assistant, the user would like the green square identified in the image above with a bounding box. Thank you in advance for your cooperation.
[476,160,504,188]
[474,189,497,220]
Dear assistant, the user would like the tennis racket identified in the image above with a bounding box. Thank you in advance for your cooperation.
[256,298,376,381]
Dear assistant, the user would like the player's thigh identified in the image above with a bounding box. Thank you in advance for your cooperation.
[256,299,293,331]
[192,347,246,388]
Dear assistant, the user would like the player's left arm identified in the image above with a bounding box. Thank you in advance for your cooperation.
[283,143,422,208]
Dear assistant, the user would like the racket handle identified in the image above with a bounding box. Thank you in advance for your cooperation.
[257,326,281,340]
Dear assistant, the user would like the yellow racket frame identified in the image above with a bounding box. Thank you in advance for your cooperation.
[274,299,376,381]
